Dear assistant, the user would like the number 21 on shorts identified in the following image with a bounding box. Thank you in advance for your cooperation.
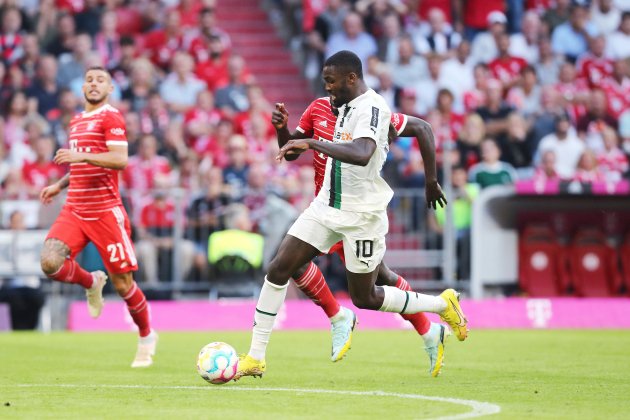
[107,242,126,262]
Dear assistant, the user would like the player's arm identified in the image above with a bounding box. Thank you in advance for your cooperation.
[272,103,309,161]
[54,144,128,170]
[277,137,376,167]
[399,116,447,209]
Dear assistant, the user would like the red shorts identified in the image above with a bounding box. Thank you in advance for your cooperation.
[46,206,138,274]
[328,241,346,264]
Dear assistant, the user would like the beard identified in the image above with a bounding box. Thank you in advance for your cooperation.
[84,92,107,105]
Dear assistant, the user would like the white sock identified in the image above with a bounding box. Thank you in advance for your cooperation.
[379,286,447,314]
[248,277,288,361]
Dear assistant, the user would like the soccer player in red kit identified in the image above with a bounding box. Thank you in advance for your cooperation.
[39,67,157,368]
[270,98,455,377]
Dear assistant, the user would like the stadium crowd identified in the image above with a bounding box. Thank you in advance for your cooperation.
[0,0,629,288]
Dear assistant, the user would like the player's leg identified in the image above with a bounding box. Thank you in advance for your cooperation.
[236,203,339,380]
[88,206,157,367]
[41,209,107,318]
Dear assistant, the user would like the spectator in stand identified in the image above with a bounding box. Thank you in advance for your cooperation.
[435,88,464,141]
[25,55,60,118]
[470,10,507,65]
[74,0,102,37]
[379,12,404,64]
[222,134,250,200]
[33,0,59,50]
[184,90,222,150]
[597,125,629,182]
[325,12,377,68]
[532,149,561,183]
[21,135,64,197]
[507,65,542,118]
[462,63,490,113]
[457,113,485,169]
[468,138,518,188]
[439,40,475,113]
[186,166,232,275]
[390,34,427,88]
[577,34,613,88]
[3,90,30,151]
[123,134,173,196]
[411,53,443,116]
[606,11,630,59]
[138,90,172,143]
[534,36,564,86]
[414,7,461,59]
[356,0,408,38]
[461,0,505,42]
[192,6,231,52]
[509,11,542,64]
[489,32,528,91]
[162,120,189,164]
[0,6,25,67]
[233,85,274,139]
[135,190,196,285]
[174,151,201,195]
[394,87,418,117]
[45,12,76,57]
[94,10,122,70]
[536,112,585,179]
[172,0,206,29]
[143,10,189,71]
[109,36,137,92]
[56,32,92,89]
[577,89,618,151]
[194,33,230,92]
[529,89,565,150]
[363,54,382,89]
[19,34,40,82]
[600,59,630,120]
[475,78,514,142]
[49,87,78,147]
[0,142,11,187]
[542,0,572,34]
[214,55,253,117]
[552,61,589,121]
[122,58,157,113]
[573,149,605,183]
[124,111,141,156]
[592,0,622,34]
[375,63,400,111]
[500,112,534,169]
[551,2,599,63]
[197,118,233,170]
[159,51,206,114]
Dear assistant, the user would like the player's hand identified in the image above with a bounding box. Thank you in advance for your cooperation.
[54,149,84,165]
[276,139,310,161]
[40,183,62,205]
[426,180,447,210]
[271,103,289,129]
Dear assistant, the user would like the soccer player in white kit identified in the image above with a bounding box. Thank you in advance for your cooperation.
[235,51,468,380]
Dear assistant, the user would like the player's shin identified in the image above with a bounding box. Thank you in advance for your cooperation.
[122,281,151,337]
[378,286,447,314]
[293,262,341,318]
[249,277,289,361]
[48,259,94,289]
[395,276,431,335]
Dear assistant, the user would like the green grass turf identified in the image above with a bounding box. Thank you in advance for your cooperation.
[0,329,628,419]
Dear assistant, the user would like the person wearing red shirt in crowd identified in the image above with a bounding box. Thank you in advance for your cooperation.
[188,7,231,57]
[193,33,230,91]
[0,6,24,67]
[143,11,190,71]
[233,85,275,143]
[122,133,172,195]
[600,59,630,121]
[435,88,464,141]
[39,67,157,367]
[196,118,233,168]
[463,63,489,113]
[488,33,528,91]
[597,125,629,182]
[573,150,605,183]
[577,89,618,151]
[269,96,451,377]
[184,90,223,150]
[576,35,613,88]
[22,135,65,196]
[169,0,204,29]
[553,61,589,122]
[462,0,505,41]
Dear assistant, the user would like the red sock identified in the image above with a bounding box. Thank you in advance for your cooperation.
[49,259,94,289]
[293,262,341,318]
[396,276,431,335]
[122,281,151,337]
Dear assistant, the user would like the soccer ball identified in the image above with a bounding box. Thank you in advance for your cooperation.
[196,342,239,384]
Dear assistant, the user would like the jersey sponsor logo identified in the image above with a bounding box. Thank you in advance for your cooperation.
[87,122,96,131]
[318,120,327,127]
[370,106,379,129]
[110,127,125,136]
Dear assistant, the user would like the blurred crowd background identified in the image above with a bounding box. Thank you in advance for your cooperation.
[0,0,629,301]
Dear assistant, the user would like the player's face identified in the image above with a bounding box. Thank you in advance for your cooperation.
[82,69,113,105]
[322,66,353,108]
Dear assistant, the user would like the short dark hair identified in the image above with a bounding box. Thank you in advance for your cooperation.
[324,50,363,79]
[85,66,109,75]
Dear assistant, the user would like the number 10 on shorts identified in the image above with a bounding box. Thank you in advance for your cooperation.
[355,240,374,258]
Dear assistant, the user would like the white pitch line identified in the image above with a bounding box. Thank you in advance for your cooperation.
[15,383,500,419]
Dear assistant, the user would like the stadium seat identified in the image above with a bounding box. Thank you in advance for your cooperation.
[519,224,570,297]
[567,228,622,297]
[618,231,630,295]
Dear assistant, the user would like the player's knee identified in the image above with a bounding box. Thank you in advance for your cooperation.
[266,258,291,286]
[375,265,398,287]
[40,254,63,275]
[349,290,380,310]
[291,262,310,280]
[110,273,133,295]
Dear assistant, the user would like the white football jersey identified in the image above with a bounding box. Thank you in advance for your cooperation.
[316,89,393,212]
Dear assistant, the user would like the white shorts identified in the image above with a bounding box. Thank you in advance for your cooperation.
[287,199,388,274]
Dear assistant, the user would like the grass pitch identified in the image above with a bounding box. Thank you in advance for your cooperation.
[0,329,628,419]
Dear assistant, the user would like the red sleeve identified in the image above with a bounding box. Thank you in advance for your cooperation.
[102,110,128,146]
[297,100,316,136]
[390,113,408,135]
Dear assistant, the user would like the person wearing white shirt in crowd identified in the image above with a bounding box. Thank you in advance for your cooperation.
[159,51,206,114]
[439,40,475,114]
[606,11,630,59]
[411,54,443,116]
[508,11,542,63]
[592,0,622,34]
[470,11,507,65]
[413,8,461,58]
[536,113,585,179]
[391,34,427,88]
[326,12,378,69]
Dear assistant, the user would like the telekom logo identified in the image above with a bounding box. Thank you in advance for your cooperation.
[526,299,552,328]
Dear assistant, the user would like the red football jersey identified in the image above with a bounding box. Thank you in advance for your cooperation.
[577,55,613,88]
[65,104,127,216]
[489,56,528,85]
[297,97,407,195]
[22,161,65,190]
[600,78,630,120]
